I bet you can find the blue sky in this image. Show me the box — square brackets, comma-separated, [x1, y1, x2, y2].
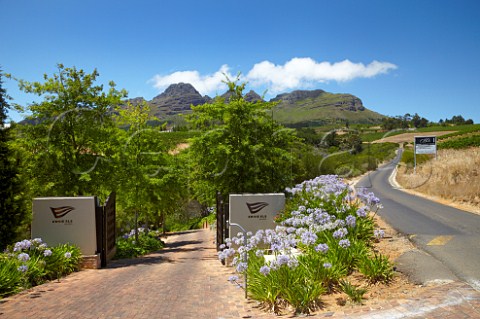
[1, 0, 479, 123]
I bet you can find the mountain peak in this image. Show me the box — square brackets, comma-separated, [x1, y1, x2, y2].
[220, 89, 264, 103]
[153, 83, 201, 100]
[150, 83, 210, 117]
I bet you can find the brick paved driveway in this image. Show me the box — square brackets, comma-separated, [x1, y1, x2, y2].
[1, 229, 479, 319]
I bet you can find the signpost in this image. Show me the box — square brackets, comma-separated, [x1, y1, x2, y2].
[228, 193, 285, 236]
[414, 136, 437, 172]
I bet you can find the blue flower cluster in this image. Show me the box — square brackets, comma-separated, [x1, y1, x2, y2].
[6, 238, 68, 274]
[219, 175, 386, 278]
[7, 238, 54, 273]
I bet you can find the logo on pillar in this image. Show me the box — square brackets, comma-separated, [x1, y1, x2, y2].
[50, 206, 75, 218]
[246, 202, 269, 214]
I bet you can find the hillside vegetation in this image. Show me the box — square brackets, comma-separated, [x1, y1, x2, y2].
[273, 91, 385, 127]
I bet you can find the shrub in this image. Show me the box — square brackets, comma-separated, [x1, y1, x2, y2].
[44, 244, 81, 279]
[339, 279, 368, 304]
[114, 228, 164, 259]
[358, 253, 394, 284]
[0, 256, 23, 297]
[0, 238, 81, 297]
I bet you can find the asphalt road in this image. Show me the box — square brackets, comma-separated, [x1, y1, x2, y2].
[356, 149, 480, 290]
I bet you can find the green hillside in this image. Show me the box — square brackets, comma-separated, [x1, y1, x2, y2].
[271, 91, 385, 127]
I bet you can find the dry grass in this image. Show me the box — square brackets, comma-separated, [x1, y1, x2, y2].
[396, 147, 480, 209]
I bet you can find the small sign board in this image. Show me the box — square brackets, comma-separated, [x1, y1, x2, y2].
[31, 197, 98, 255]
[415, 136, 437, 154]
[229, 194, 285, 235]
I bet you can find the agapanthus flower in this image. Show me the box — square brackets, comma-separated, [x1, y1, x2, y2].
[333, 227, 348, 239]
[18, 253, 30, 262]
[356, 207, 367, 218]
[236, 262, 248, 273]
[32, 238, 43, 245]
[259, 265, 270, 276]
[64, 252, 72, 259]
[315, 243, 329, 254]
[14, 239, 31, 252]
[374, 229, 385, 240]
[286, 227, 297, 234]
[323, 262, 332, 269]
[346, 215, 356, 227]
[339, 239, 351, 248]
[228, 275, 239, 282]
[17, 265, 28, 273]
[277, 255, 290, 266]
[301, 231, 317, 246]
[43, 249, 52, 257]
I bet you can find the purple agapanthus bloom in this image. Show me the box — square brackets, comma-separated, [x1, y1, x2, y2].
[356, 207, 367, 218]
[236, 262, 248, 273]
[17, 253, 30, 262]
[374, 229, 385, 239]
[259, 265, 271, 276]
[301, 231, 318, 246]
[333, 227, 348, 239]
[315, 243, 329, 254]
[277, 255, 290, 266]
[18, 265, 28, 273]
[339, 239, 351, 248]
[346, 215, 356, 227]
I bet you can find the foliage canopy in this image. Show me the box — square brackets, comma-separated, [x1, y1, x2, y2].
[186, 77, 299, 202]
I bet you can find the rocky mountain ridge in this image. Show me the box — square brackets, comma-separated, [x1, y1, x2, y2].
[126, 83, 383, 125]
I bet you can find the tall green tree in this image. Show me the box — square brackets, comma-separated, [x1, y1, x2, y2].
[0, 68, 28, 249]
[114, 101, 189, 236]
[12, 64, 127, 198]
[186, 77, 299, 203]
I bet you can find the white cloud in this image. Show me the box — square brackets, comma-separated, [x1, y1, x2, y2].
[245, 57, 398, 93]
[150, 64, 234, 96]
[150, 57, 397, 95]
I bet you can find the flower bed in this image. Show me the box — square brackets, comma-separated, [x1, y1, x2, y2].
[218, 175, 393, 315]
[0, 238, 81, 297]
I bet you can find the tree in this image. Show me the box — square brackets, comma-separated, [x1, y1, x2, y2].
[0, 68, 28, 249]
[12, 64, 127, 198]
[114, 101, 189, 236]
[186, 77, 299, 202]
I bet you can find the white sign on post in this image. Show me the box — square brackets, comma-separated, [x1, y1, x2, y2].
[31, 197, 98, 255]
[415, 136, 437, 154]
[228, 193, 285, 236]
[413, 136, 437, 173]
